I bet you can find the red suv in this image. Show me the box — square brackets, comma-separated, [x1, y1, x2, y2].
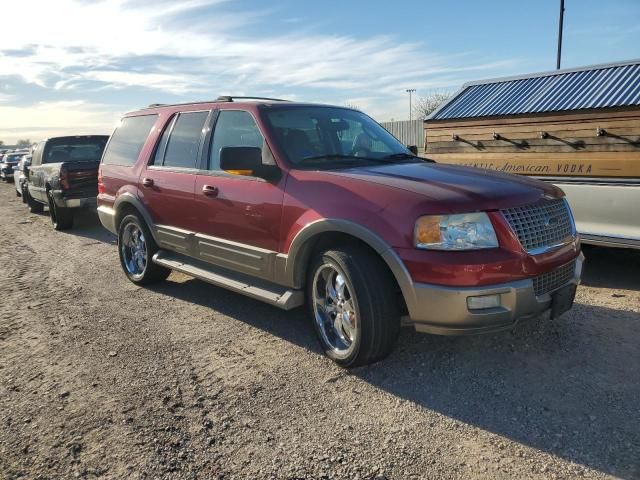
[98, 97, 583, 366]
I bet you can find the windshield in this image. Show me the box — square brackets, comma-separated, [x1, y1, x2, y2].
[263, 106, 417, 169]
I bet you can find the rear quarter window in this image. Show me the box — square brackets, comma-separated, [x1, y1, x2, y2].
[102, 114, 158, 166]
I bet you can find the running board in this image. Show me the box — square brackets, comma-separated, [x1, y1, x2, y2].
[152, 250, 304, 310]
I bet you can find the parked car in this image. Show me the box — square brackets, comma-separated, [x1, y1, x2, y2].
[27, 136, 109, 229]
[0, 150, 29, 182]
[14, 154, 32, 200]
[97, 97, 583, 367]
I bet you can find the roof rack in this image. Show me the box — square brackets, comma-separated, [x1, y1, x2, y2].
[141, 96, 291, 111]
[215, 96, 290, 103]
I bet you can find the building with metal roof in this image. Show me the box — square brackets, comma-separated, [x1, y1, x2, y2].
[429, 59, 640, 121]
[422, 59, 640, 250]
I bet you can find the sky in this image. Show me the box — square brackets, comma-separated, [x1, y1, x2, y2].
[0, 0, 639, 144]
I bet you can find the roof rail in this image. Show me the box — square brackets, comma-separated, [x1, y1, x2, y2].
[215, 96, 290, 103]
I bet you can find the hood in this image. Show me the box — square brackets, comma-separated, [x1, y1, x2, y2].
[325, 161, 562, 212]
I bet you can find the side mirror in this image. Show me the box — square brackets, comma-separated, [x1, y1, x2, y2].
[220, 147, 280, 180]
[407, 145, 418, 155]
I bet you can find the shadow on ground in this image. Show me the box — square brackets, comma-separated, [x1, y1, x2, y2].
[581, 245, 640, 291]
[144, 247, 640, 479]
[35, 207, 116, 244]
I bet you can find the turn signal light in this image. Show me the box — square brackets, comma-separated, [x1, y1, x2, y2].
[414, 215, 442, 245]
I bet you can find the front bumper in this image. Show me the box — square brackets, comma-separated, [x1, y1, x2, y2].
[51, 190, 97, 209]
[406, 252, 584, 335]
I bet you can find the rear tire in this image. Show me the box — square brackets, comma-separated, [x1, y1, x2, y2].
[307, 246, 400, 367]
[118, 213, 170, 285]
[47, 191, 74, 231]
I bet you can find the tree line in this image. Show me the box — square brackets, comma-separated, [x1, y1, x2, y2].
[0, 139, 32, 148]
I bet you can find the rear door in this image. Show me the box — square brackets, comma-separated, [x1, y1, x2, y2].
[139, 110, 211, 255]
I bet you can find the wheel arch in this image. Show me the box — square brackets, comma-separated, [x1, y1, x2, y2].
[284, 220, 416, 313]
[113, 193, 160, 243]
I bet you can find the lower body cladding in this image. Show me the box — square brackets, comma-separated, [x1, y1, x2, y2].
[403, 253, 584, 335]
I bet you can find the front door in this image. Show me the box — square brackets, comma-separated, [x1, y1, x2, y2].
[139, 110, 210, 255]
[28, 141, 47, 202]
[194, 109, 285, 280]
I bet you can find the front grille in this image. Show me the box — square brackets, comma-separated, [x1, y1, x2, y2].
[501, 199, 574, 253]
[533, 261, 576, 296]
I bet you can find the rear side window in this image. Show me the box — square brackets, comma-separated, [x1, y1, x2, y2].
[157, 111, 209, 169]
[102, 115, 158, 166]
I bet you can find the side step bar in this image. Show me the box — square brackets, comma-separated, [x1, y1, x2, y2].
[152, 250, 304, 310]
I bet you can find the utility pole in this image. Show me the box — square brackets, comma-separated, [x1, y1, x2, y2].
[557, 0, 565, 69]
[406, 89, 416, 121]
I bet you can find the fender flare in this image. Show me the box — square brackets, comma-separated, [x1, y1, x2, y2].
[283, 219, 417, 310]
[113, 193, 160, 243]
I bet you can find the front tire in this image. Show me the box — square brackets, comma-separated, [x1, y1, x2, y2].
[47, 191, 74, 231]
[307, 246, 400, 367]
[118, 213, 170, 285]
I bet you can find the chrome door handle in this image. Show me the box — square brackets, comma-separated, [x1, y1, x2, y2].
[202, 185, 219, 197]
[142, 178, 154, 187]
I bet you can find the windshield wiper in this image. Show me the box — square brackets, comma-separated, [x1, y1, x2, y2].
[382, 152, 427, 162]
[298, 154, 402, 165]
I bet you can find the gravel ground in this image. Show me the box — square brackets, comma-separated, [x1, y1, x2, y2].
[0, 183, 639, 480]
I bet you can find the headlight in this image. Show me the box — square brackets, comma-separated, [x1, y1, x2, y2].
[414, 212, 498, 250]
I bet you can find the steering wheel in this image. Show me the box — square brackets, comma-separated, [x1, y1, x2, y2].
[351, 147, 371, 157]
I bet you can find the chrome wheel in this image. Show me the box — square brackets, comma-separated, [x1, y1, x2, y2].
[312, 264, 358, 356]
[121, 222, 147, 279]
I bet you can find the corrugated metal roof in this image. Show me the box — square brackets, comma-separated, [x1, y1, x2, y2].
[429, 59, 640, 121]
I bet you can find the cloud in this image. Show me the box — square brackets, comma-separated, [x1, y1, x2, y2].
[0, 101, 119, 144]
[0, 0, 520, 140]
[83, 70, 208, 94]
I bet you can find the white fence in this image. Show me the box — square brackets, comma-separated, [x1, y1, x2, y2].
[380, 119, 424, 148]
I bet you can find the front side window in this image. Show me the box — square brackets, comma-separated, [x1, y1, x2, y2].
[160, 111, 209, 169]
[263, 107, 414, 170]
[102, 115, 158, 166]
[208, 110, 266, 170]
[32, 141, 45, 166]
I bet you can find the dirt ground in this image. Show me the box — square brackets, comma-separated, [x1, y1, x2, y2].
[0, 183, 638, 480]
